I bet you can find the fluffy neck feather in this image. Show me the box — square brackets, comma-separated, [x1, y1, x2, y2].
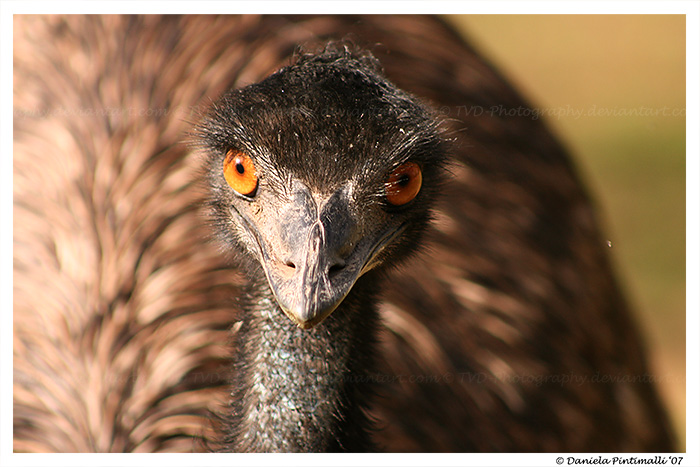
[223, 274, 380, 452]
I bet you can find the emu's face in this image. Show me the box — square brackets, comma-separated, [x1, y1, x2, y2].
[201, 51, 446, 329]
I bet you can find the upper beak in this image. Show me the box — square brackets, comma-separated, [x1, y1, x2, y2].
[248, 181, 396, 329]
[264, 219, 346, 329]
[257, 182, 359, 329]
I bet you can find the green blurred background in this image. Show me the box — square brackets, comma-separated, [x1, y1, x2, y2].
[446, 15, 686, 448]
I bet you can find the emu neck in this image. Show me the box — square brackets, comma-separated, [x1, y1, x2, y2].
[225, 276, 379, 452]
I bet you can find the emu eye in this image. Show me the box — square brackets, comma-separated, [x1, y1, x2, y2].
[385, 162, 422, 206]
[223, 149, 258, 196]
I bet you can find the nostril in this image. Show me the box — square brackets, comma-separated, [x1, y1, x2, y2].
[285, 261, 296, 269]
[328, 262, 345, 277]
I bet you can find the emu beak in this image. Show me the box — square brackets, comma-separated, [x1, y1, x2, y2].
[264, 222, 348, 329]
[252, 181, 393, 329]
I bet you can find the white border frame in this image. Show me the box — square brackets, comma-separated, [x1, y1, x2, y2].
[2, 2, 698, 466]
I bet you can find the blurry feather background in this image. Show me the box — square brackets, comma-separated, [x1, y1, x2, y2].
[450, 15, 686, 446]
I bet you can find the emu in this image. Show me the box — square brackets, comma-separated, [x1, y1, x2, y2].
[13, 15, 675, 452]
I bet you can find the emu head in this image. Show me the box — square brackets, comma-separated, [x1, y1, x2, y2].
[198, 46, 447, 328]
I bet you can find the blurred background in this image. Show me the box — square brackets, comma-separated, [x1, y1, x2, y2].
[446, 15, 686, 448]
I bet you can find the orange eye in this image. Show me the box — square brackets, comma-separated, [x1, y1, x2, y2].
[385, 162, 422, 206]
[223, 149, 258, 196]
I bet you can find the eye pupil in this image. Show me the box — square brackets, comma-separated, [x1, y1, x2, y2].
[235, 161, 245, 174]
[397, 174, 410, 187]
